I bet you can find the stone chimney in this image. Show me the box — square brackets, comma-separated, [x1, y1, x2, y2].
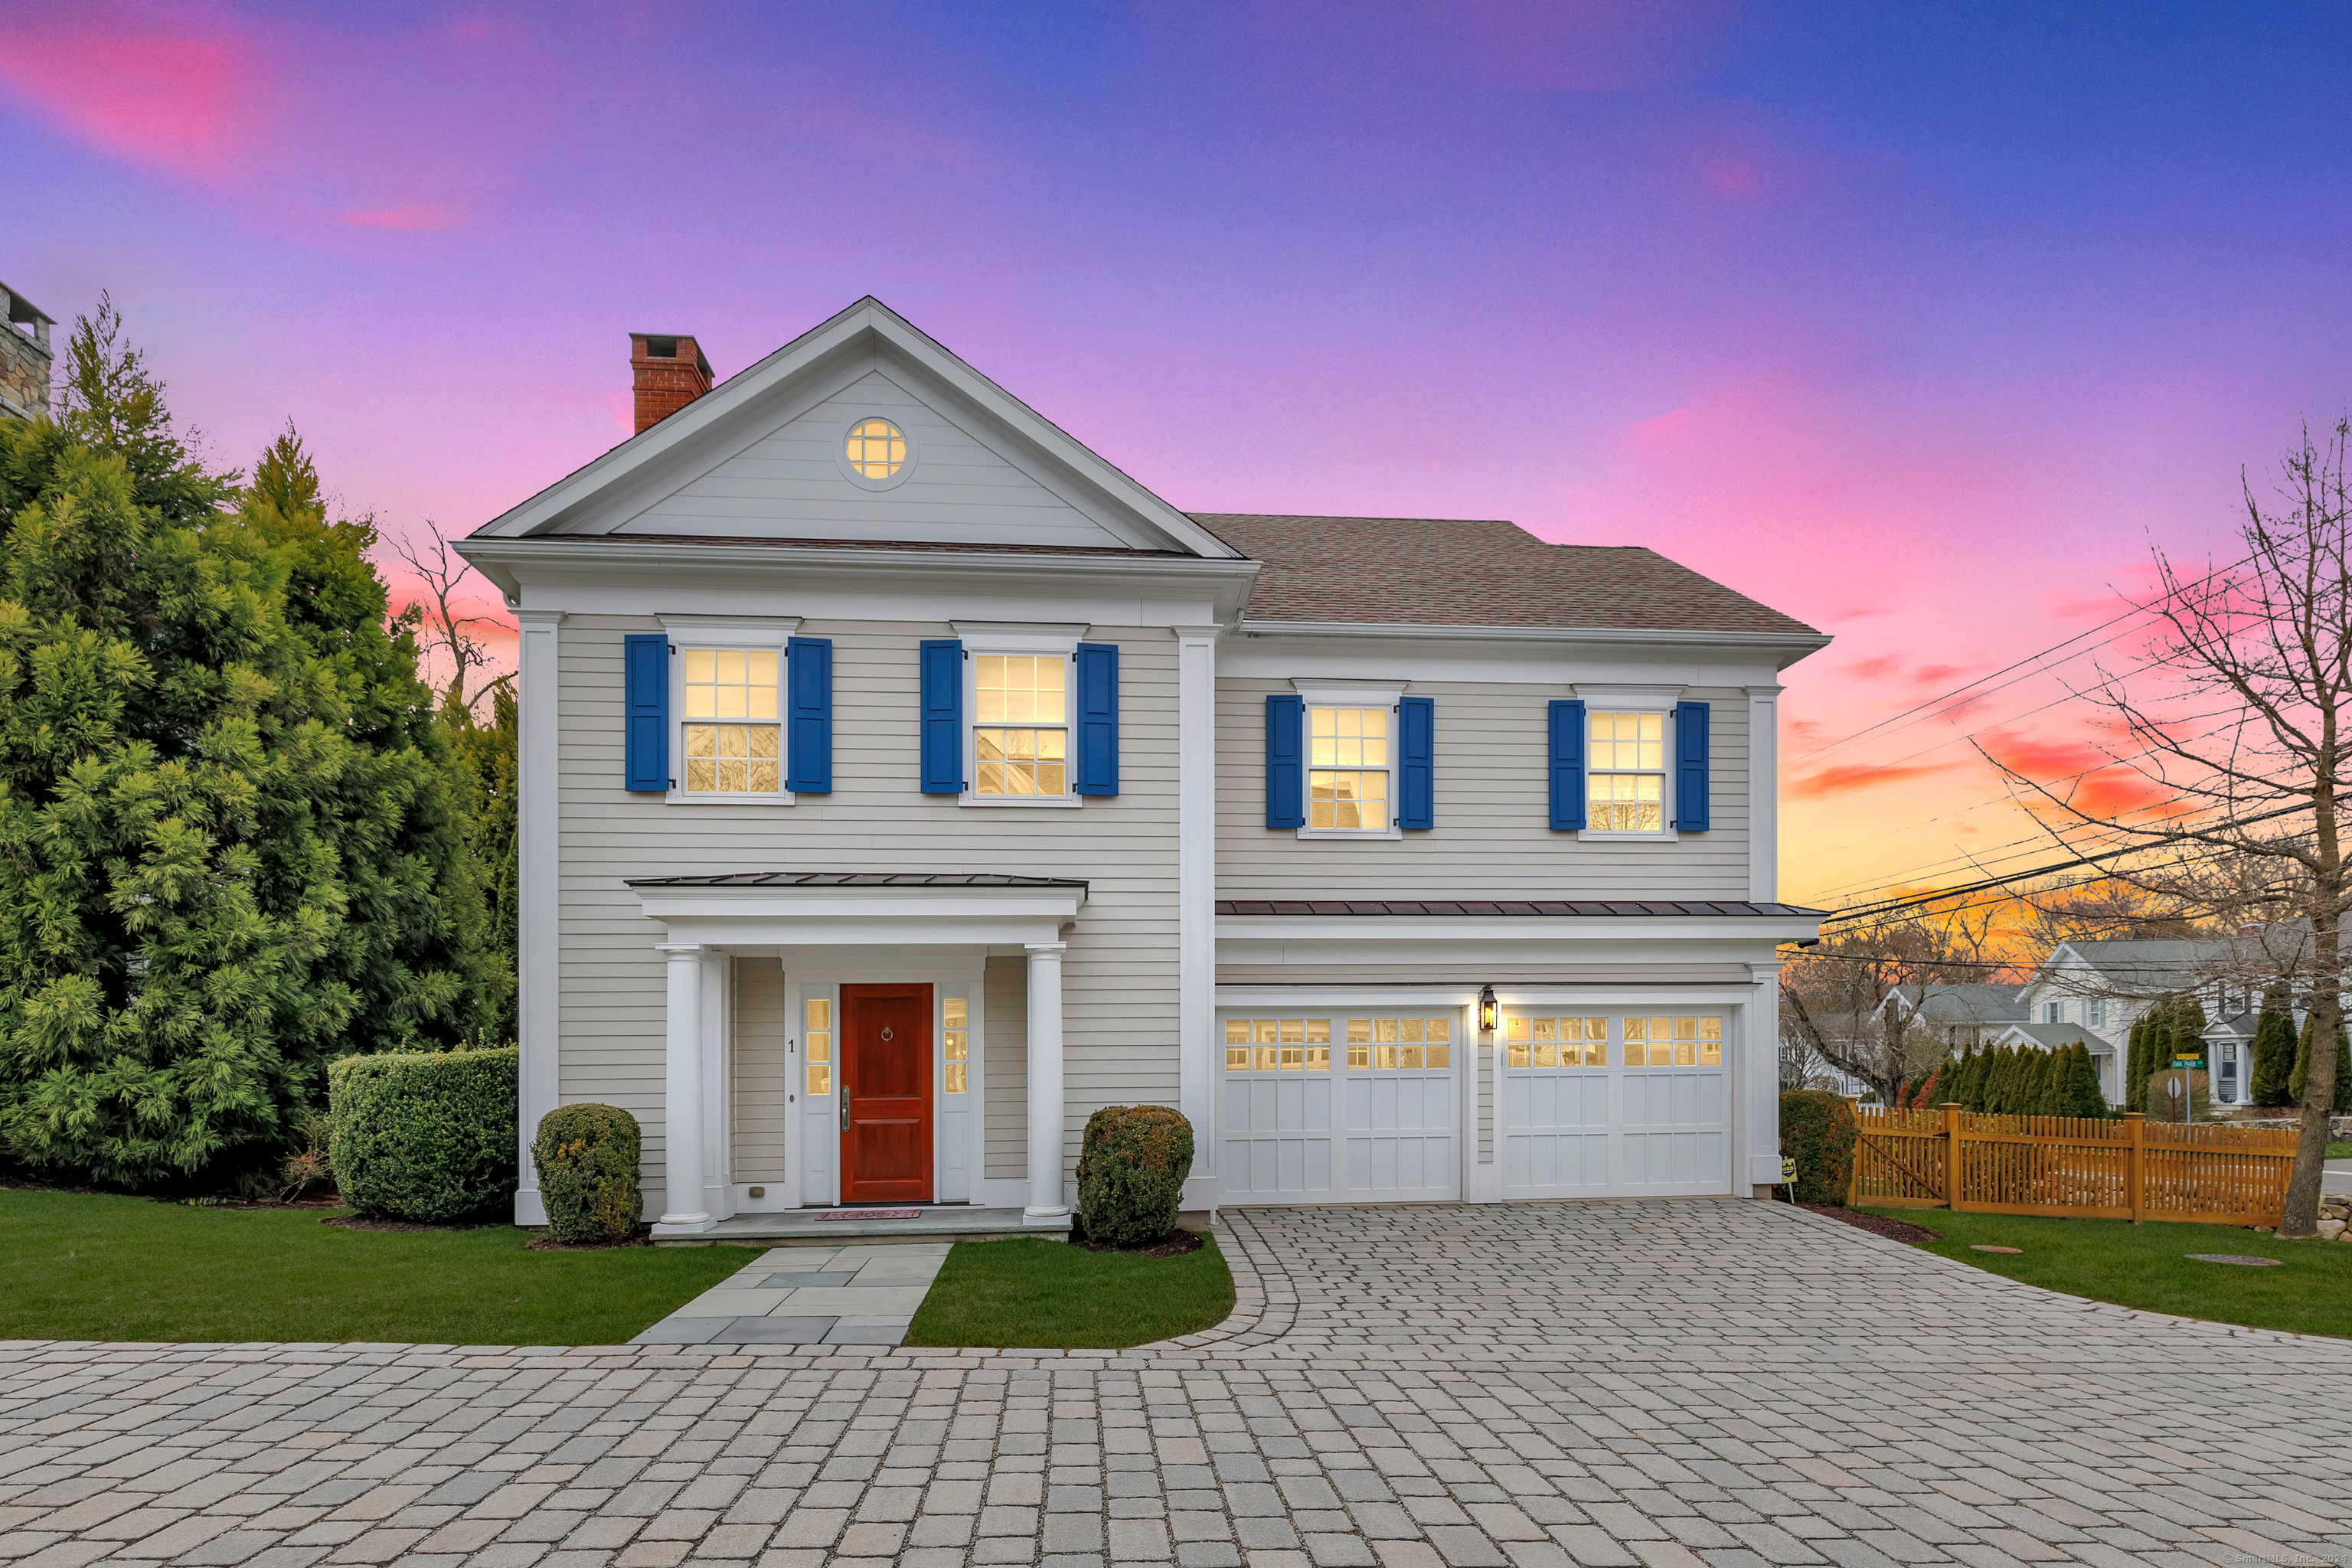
[631, 333, 712, 434]
[0, 279, 55, 423]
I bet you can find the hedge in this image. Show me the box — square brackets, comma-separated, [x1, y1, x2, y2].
[327, 1045, 519, 1223]
[532, 1103, 644, 1244]
[1779, 1090, 1857, 1205]
[1075, 1105, 1194, 1247]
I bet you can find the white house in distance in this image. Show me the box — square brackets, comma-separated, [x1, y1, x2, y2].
[456, 298, 1830, 1236]
[1885, 939, 2266, 1108]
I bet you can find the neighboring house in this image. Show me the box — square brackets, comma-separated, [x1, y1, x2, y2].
[455, 298, 1830, 1233]
[2198, 1011, 2258, 1109]
[0, 279, 54, 423]
[1881, 983, 2030, 1050]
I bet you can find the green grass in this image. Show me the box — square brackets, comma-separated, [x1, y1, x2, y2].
[0, 1188, 758, 1345]
[905, 1234, 1235, 1349]
[2328, 1142, 2352, 1160]
[1866, 1204, 2352, 1339]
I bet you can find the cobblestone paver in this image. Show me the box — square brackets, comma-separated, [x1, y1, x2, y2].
[6, 1199, 2350, 1568]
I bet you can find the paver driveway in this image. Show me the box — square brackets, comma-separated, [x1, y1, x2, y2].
[5, 1199, 2350, 1568]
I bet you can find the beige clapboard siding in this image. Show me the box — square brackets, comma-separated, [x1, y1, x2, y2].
[1216, 962, 1757, 986]
[1214, 678, 1753, 901]
[621, 367, 1127, 550]
[556, 616, 1181, 1180]
[731, 956, 787, 1181]
[984, 956, 1027, 1181]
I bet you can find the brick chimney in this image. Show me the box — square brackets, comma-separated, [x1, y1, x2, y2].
[631, 333, 713, 434]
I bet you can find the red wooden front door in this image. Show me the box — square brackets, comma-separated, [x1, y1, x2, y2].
[840, 983, 934, 1203]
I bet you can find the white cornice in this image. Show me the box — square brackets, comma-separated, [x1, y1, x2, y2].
[454, 534, 1261, 618]
[1237, 618, 1833, 665]
[1217, 913, 1825, 944]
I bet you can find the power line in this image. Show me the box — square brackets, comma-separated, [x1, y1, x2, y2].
[1794, 550, 2256, 768]
[1815, 799, 2317, 927]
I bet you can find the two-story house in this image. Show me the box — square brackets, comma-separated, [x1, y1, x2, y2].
[456, 299, 1829, 1235]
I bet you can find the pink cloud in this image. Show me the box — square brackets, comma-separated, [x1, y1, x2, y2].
[1787, 760, 1965, 800]
[0, 20, 258, 181]
[1843, 654, 1903, 679]
[336, 203, 469, 232]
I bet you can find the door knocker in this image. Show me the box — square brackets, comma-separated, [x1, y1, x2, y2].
[880, 1025, 895, 1041]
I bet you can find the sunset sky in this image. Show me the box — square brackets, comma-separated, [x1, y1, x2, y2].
[7, 2, 2349, 911]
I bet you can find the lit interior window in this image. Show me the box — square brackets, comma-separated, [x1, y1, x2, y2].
[944, 998, 968, 1093]
[1504, 1016, 1608, 1068]
[805, 998, 831, 1096]
[845, 417, 906, 479]
[1622, 1015, 1722, 1067]
[682, 649, 779, 792]
[1589, 711, 1664, 831]
[1310, 706, 1388, 830]
[975, 655, 1067, 795]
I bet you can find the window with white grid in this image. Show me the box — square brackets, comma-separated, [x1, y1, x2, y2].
[1309, 706, 1390, 831]
[1589, 710, 1664, 832]
[681, 648, 780, 795]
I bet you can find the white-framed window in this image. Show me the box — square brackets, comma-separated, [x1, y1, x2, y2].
[2045, 1001, 2063, 1024]
[1308, 705, 1390, 832]
[1589, 710, 1665, 833]
[955, 622, 1085, 807]
[2088, 998, 2106, 1028]
[658, 615, 798, 805]
[837, 414, 916, 491]
[1292, 681, 1406, 838]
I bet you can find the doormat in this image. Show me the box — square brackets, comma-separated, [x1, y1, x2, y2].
[816, 1208, 923, 1221]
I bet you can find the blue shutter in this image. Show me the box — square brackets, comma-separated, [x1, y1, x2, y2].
[623, 634, 669, 792]
[1073, 642, 1119, 796]
[919, 639, 963, 794]
[1548, 699, 1586, 830]
[1397, 696, 1434, 831]
[1265, 694, 1304, 828]
[1674, 701, 1710, 831]
[786, 637, 832, 793]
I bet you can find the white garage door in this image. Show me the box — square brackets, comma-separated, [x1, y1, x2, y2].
[1501, 1011, 1732, 1197]
[1218, 1011, 1459, 1204]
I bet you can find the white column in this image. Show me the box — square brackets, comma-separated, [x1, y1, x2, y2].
[1746, 684, 1782, 904]
[1743, 962, 1785, 1196]
[699, 952, 732, 1222]
[1024, 940, 1070, 1223]
[1174, 625, 1220, 1197]
[513, 607, 564, 1227]
[654, 942, 714, 1232]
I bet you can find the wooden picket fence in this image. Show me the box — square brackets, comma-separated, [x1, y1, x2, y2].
[1848, 1105, 2301, 1227]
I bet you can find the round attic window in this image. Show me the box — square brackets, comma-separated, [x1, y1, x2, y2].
[844, 418, 907, 480]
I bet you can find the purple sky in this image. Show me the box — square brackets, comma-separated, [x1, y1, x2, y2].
[9, 1, 2351, 904]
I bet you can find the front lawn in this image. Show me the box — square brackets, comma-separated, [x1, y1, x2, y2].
[0, 1188, 757, 1345]
[905, 1234, 1235, 1349]
[1867, 1204, 2352, 1339]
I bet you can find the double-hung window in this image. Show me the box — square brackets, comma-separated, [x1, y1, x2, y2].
[655, 615, 800, 804]
[1588, 710, 1665, 832]
[683, 649, 780, 794]
[975, 654, 1067, 797]
[1309, 706, 1390, 831]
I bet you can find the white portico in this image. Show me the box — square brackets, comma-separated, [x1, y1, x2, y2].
[628, 873, 1086, 1235]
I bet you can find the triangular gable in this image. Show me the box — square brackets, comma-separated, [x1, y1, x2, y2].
[473, 297, 1242, 559]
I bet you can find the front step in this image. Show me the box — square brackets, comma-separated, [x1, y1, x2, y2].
[652, 1204, 1070, 1246]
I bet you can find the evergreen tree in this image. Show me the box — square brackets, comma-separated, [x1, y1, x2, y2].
[2251, 988, 2296, 1107]
[0, 302, 499, 1191]
[1951, 1045, 1981, 1110]
[2292, 1014, 2352, 1112]
[2028, 1048, 2060, 1116]
[2056, 1044, 2107, 1118]
[2125, 1018, 2150, 1112]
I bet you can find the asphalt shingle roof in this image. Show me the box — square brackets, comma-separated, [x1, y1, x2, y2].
[1191, 514, 1821, 635]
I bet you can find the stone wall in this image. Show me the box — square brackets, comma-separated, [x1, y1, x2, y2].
[0, 321, 52, 421]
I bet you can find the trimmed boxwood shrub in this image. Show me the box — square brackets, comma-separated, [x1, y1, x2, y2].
[532, 1103, 643, 1243]
[327, 1045, 518, 1222]
[1075, 1105, 1194, 1248]
[1779, 1089, 1857, 1205]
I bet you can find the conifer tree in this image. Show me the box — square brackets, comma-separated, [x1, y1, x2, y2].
[0, 299, 499, 1191]
[1951, 1045, 1981, 1110]
[2056, 1044, 2107, 1118]
[2029, 1049, 2060, 1116]
[2125, 1017, 2149, 1112]
[2292, 1014, 2352, 1111]
[2251, 988, 2296, 1107]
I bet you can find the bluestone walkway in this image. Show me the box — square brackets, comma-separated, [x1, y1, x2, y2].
[5, 1199, 2350, 1568]
[629, 1245, 950, 1348]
